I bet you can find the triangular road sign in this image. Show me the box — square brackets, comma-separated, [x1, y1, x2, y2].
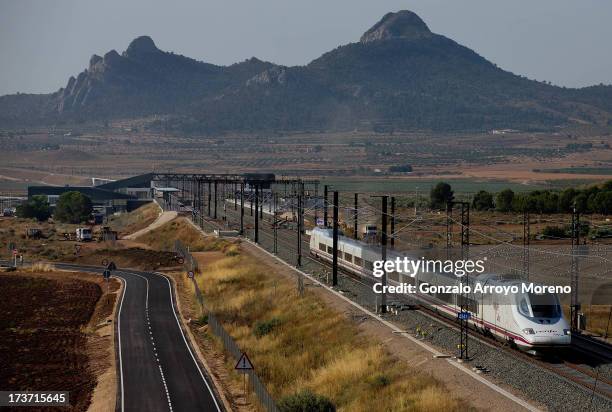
[234, 353, 254, 371]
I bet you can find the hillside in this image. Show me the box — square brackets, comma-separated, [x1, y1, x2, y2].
[2, 10, 612, 132]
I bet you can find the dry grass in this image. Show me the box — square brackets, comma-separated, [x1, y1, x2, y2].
[107, 202, 160, 236]
[583, 305, 612, 337]
[30, 262, 55, 272]
[195, 252, 465, 411]
[136, 217, 238, 253]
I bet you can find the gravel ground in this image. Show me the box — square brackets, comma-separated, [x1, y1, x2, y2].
[203, 208, 612, 411]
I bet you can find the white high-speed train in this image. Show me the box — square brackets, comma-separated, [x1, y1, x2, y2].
[309, 227, 571, 352]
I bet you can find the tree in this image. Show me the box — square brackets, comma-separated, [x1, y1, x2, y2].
[278, 390, 336, 412]
[472, 190, 494, 211]
[16, 195, 51, 221]
[558, 188, 578, 212]
[54, 191, 93, 224]
[430, 182, 454, 210]
[496, 189, 515, 212]
[574, 193, 589, 213]
[591, 191, 612, 214]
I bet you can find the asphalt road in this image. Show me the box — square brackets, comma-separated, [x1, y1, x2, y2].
[5, 261, 223, 412]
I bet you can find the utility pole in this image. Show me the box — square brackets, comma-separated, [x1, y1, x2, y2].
[380, 196, 388, 313]
[370, 195, 389, 312]
[354, 193, 359, 240]
[390, 196, 395, 249]
[273, 191, 278, 254]
[523, 210, 530, 280]
[207, 181, 211, 217]
[297, 183, 304, 296]
[297, 185, 303, 268]
[234, 182, 237, 210]
[446, 202, 453, 260]
[254, 184, 259, 243]
[459, 201, 470, 360]
[332, 191, 339, 286]
[570, 206, 580, 331]
[240, 183, 244, 235]
[260, 191, 264, 219]
[314, 182, 319, 224]
[324, 185, 329, 227]
[299, 183, 305, 234]
[223, 180, 227, 222]
[214, 179, 217, 220]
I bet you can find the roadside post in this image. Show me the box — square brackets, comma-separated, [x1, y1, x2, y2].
[235, 353, 254, 401]
[12, 248, 18, 267]
[103, 269, 111, 293]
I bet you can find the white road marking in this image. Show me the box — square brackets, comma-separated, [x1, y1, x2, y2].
[113, 276, 127, 412]
[153, 272, 222, 412]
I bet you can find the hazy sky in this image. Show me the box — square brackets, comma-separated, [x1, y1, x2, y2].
[1, 0, 611, 96]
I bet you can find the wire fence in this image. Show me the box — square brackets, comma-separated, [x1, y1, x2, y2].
[179, 241, 279, 412]
[174, 239, 199, 272]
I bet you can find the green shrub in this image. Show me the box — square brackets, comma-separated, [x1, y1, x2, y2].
[54, 191, 93, 223]
[368, 374, 390, 388]
[253, 317, 281, 338]
[541, 226, 567, 239]
[278, 390, 336, 412]
[16, 195, 51, 221]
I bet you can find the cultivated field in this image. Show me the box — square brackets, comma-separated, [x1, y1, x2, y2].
[1, 126, 611, 193]
[0, 269, 120, 411]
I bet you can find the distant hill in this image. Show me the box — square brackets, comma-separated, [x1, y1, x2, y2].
[2, 10, 612, 132]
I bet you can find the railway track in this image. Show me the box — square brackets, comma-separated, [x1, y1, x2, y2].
[178, 198, 612, 410]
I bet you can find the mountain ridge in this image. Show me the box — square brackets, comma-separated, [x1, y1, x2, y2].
[1, 10, 612, 132]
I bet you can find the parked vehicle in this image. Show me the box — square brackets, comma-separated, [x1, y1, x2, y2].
[76, 227, 93, 241]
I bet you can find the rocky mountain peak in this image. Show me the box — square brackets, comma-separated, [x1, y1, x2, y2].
[125, 36, 159, 57]
[360, 10, 432, 43]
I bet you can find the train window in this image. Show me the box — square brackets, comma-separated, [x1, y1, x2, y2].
[528, 293, 560, 318]
[354, 256, 363, 266]
[518, 297, 531, 317]
[344, 252, 353, 263]
[327, 246, 333, 254]
[319, 243, 326, 252]
[436, 291, 453, 303]
[365, 261, 374, 271]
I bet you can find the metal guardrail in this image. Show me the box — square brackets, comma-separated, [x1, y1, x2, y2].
[188, 276, 279, 412]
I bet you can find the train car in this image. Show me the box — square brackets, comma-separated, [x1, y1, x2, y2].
[309, 227, 570, 353]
